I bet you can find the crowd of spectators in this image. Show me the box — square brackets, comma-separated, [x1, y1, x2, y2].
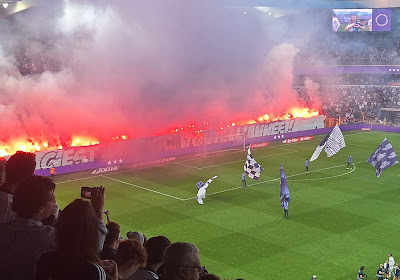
[0, 151, 243, 280]
[12, 38, 61, 75]
[294, 74, 400, 126]
[295, 36, 400, 65]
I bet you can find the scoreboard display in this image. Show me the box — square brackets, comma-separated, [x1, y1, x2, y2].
[332, 8, 391, 32]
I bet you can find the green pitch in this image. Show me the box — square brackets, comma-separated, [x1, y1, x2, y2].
[53, 130, 400, 280]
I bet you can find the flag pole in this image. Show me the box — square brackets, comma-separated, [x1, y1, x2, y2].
[203, 120, 206, 156]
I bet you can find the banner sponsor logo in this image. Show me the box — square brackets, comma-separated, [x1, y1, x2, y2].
[130, 157, 176, 168]
[92, 166, 119, 174]
[282, 135, 313, 144]
[250, 142, 269, 148]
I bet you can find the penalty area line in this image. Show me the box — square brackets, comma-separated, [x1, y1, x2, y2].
[100, 175, 185, 201]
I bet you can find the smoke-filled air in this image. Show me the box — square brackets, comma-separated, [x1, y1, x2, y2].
[0, 0, 322, 155]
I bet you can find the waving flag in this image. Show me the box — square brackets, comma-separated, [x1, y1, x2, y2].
[279, 164, 291, 203]
[244, 147, 264, 180]
[310, 125, 346, 161]
[202, 175, 218, 190]
[368, 138, 399, 177]
[197, 175, 218, 204]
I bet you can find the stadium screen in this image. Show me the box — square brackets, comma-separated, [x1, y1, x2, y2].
[332, 8, 391, 32]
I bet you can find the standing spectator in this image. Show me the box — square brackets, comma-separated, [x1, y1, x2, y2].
[395, 263, 400, 280]
[130, 235, 171, 280]
[305, 159, 310, 173]
[241, 172, 247, 188]
[390, 254, 395, 278]
[377, 264, 384, 280]
[358, 266, 366, 280]
[0, 157, 6, 186]
[196, 180, 205, 205]
[116, 239, 147, 280]
[282, 197, 289, 219]
[347, 155, 352, 169]
[0, 176, 56, 280]
[100, 222, 121, 261]
[50, 167, 56, 181]
[162, 242, 202, 280]
[0, 151, 36, 223]
[126, 231, 145, 246]
[37, 195, 110, 280]
[384, 260, 390, 279]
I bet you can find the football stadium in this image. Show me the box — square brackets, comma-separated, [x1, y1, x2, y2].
[2, 1, 400, 280]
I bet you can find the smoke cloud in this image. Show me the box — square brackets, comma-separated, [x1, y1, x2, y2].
[0, 0, 322, 152]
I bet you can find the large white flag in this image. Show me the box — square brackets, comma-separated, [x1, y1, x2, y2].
[310, 125, 346, 161]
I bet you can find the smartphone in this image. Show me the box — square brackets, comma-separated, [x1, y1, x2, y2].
[81, 187, 93, 199]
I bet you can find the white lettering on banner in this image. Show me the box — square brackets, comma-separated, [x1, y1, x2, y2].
[250, 142, 269, 148]
[37, 146, 99, 169]
[282, 135, 313, 144]
[92, 166, 119, 174]
[130, 157, 177, 168]
[180, 116, 323, 148]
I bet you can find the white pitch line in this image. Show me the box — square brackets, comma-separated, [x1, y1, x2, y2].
[100, 175, 185, 201]
[173, 162, 202, 170]
[175, 150, 299, 170]
[182, 161, 362, 200]
[250, 160, 365, 186]
[177, 149, 245, 163]
[289, 163, 356, 181]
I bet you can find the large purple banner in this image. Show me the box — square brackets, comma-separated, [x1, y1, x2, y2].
[21, 119, 400, 176]
[3, 116, 338, 176]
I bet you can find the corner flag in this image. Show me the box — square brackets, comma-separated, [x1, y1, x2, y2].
[310, 125, 346, 161]
[367, 138, 399, 177]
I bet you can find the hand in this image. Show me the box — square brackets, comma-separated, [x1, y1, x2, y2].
[91, 186, 105, 220]
[103, 260, 118, 280]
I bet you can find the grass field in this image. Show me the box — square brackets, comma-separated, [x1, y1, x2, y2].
[53, 130, 400, 280]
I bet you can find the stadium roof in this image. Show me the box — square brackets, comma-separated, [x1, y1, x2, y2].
[223, 0, 400, 8]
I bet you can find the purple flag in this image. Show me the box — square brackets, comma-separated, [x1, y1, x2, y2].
[372, 9, 391, 31]
[367, 138, 399, 177]
[280, 164, 291, 203]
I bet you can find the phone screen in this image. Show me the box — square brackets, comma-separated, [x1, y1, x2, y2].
[81, 187, 92, 199]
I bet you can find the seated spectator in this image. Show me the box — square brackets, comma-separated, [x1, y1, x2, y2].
[162, 242, 203, 280]
[0, 151, 36, 223]
[116, 239, 147, 280]
[130, 235, 171, 280]
[37, 194, 110, 280]
[127, 231, 145, 245]
[0, 175, 56, 280]
[100, 221, 121, 261]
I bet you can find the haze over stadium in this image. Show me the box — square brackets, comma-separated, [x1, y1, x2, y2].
[4, 1, 400, 280]
[0, 0, 325, 156]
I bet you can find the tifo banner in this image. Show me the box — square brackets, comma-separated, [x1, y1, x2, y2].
[15, 116, 324, 175]
[282, 135, 313, 144]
